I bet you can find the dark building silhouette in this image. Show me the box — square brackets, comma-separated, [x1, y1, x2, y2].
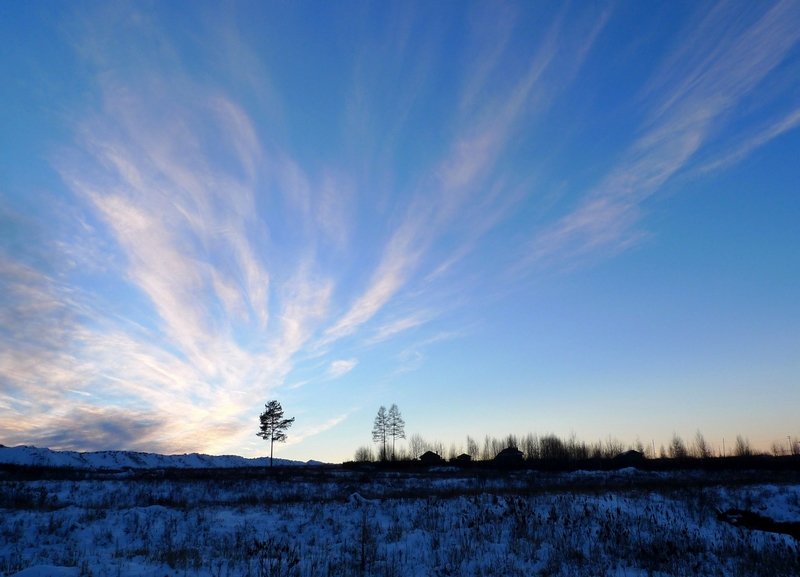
[612, 450, 646, 467]
[420, 451, 443, 464]
[494, 446, 524, 464]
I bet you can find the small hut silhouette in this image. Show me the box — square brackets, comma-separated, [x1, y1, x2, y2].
[612, 450, 645, 467]
[494, 446, 524, 464]
[420, 451, 443, 464]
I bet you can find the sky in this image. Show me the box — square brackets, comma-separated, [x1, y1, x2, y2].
[1, 1, 799, 463]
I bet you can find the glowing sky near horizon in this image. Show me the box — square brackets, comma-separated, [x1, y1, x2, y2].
[1, 2, 799, 462]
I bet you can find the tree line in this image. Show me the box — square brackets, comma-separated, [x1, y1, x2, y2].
[251, 400, 798, 466]
[354, 428, 799, 463]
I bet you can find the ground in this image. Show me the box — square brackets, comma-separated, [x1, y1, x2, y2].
[1, 466, 799, 576]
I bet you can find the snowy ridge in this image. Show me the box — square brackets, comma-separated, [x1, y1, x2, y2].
[0, 445, 323, 470]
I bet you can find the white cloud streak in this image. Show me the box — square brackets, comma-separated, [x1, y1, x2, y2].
[369, 315, 426, 344]
[699, 107, 800, 173]
[285, 413, 350, 447]
[524, 1, 800, 268]
[325, 9, 609, 343]
[328, 359, 358, 379]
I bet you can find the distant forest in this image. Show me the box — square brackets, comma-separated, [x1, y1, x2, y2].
[354, 430, 800, 464]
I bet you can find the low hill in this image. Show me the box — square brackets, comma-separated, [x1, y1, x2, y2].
[0, 445, 322, 470]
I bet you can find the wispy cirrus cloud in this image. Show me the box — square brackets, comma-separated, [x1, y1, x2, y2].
[285, 412, 351, 448]
[369, 314, 427, 344]
[698, 107, 800, 173]
[325, 6, 611, 343]
[5, 2, 795, 460]
[2, 66, 335, 455]
[327, 359, 358, 380]
[393, 330, 465, 376]
[43, 3, 593, 453]
[0, 253, 208, 452]
[523, 1, 800, 268]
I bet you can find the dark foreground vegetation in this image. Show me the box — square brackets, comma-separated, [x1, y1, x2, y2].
[1, 461, 799, 576]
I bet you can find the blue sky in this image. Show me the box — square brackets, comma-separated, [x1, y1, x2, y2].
[1, 2, 799, 462]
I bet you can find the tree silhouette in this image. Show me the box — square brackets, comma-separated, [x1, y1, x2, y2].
[353, 445, 373, 462]
[387, 404, 405, 460]
[409, 433, 426, 460]
[372, 406, 388, 461]
[734, 435, 753, 457]
[693, 430, 712, 458]
[256, 400, 295, 467]
[668, 433, 688, 459]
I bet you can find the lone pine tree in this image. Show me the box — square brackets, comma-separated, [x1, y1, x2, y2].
[256, 400, 295, 467]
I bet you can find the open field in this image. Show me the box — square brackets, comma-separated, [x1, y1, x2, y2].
[1, 464, 799, 577]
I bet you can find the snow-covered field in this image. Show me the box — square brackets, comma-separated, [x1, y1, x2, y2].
[1, 454, 799, 576]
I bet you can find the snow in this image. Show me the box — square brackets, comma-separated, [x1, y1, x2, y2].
[1, 450, 799, 575]
[718, 483, 800, 523]
[9, 567, 78, 577]
[0, 445, 318, 470]
[348, 492, 373, 505]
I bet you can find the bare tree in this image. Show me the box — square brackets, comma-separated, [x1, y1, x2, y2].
[568, 432, 588, 460]
[256, 400, 295, 467]
[522, 433, 539, 460]
[387, 404, 405, 460]
[604, 436, 626, 458]
[408, 433, 426, 460]
[447, 442, 458, 461]
[693, 430, 711, 459]
[504, 433, 519, 449]
[668, 433, 688, 459]
[354, 445, 374, 462]
[540, 434, 567, 460]
[466, 435, 480, 460]
[734, 435, 753, 457]
[372, 406, 388, 461]
[481, 435, 493, 461]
